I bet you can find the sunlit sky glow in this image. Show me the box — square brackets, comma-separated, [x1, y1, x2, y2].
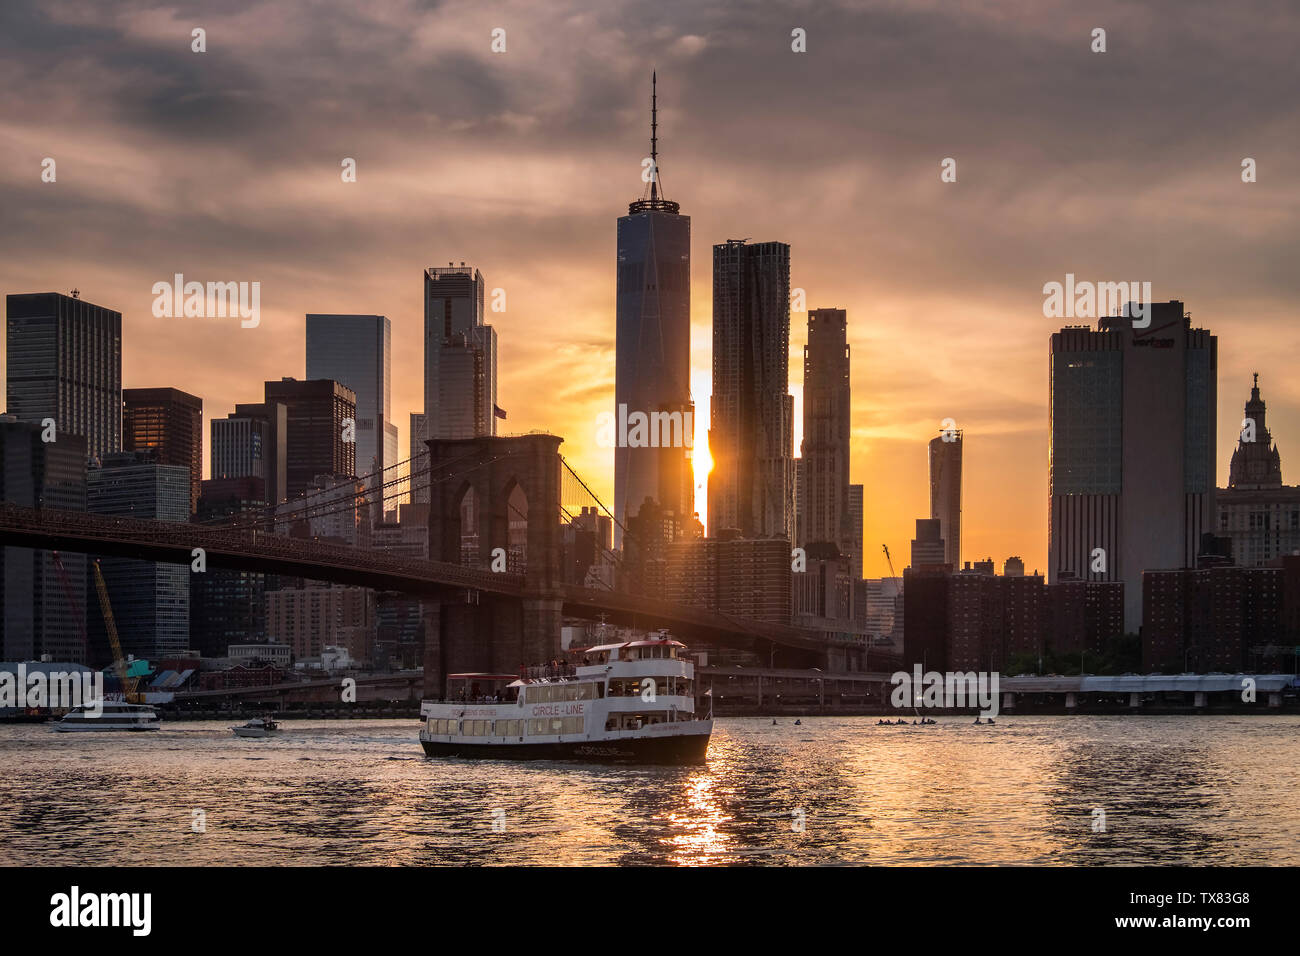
[2, 0, 1298, 576]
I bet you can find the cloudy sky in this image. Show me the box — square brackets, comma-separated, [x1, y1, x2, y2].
[2, 0, 1298, 576]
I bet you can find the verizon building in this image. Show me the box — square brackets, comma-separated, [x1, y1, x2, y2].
[1049, 301, 1217, 632]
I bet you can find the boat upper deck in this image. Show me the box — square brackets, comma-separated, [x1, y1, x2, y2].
[428, 640, 699, 706]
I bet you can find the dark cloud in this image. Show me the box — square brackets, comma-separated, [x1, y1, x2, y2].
[1, 0, 1297, 573]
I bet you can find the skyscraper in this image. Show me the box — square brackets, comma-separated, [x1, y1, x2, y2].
[415, 266, 498, 505]
[910, 517, 947, 568]
[306, 314, 397, 483]
[6, 291, 121, 460]
[409, 412, 428, 504]
[211, 402, 287, 506]
[190, 476, 269, 657]
[847, 484, 864, 580]
[1229, 373, 1282, 489]
[264, 378, 357, 500]
[798, 308, 851, 552]
[87, 451, 190, 662]
[929, 430, 962, 570]
[614, 74, 693, 546]
[1049, 301, 1217, 631]
[123, 387, 203, 514]
[0, 417, 87, 662]
[422, 265, 496, 439]
[708, 239, 794, 541]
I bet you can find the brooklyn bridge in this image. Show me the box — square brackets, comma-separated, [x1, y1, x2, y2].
[0, 434, 880, 694]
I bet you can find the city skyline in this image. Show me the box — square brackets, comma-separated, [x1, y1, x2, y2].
[3, 1, 1299, 577]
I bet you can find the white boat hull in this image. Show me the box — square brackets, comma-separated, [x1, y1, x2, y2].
[231, 727, 279, 738]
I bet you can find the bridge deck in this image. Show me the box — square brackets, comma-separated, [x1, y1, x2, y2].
[0, 504, 848, 654]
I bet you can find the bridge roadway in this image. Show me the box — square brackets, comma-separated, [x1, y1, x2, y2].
[0, 504, 848, 656]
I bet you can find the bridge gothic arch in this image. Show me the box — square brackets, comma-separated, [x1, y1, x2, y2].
[424, 435, 564, 690]
[427, 434, 560, 589]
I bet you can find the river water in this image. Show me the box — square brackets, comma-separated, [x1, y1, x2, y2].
[1, 715, 1296, 866]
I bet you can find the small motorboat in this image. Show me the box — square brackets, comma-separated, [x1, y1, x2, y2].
[231, 716, 281, 739]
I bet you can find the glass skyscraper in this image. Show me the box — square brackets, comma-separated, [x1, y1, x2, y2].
[6, 291, 122, 461]
[0, 417, 88, 662]
[614, 75, 692, 546]
[306, 314, 396, 518]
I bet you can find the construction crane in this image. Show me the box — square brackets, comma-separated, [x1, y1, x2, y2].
[91, 559, 140, 704]
[882, 544, 900, 585]
[878, 543, 906, 663]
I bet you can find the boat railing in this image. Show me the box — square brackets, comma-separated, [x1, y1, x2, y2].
[519, 664, 578, 680]
[432, 695, 514, 705]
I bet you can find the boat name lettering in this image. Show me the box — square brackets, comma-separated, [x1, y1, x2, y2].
[530, 703, 585, 717]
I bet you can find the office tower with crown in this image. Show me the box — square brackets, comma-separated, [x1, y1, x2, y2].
[1217, 374, 1300, 566]
[412, 265, 498, 503]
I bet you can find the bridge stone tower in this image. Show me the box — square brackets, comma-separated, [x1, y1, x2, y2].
[424, 434, 564, 695]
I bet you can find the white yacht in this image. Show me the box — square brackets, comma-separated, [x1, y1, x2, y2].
[419, 637, 712, 764]
[53, 701, 160, 732]
[231, 716, 281, 738]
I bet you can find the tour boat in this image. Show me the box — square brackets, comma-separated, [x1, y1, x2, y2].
[231, 716, 281, 738]
[419, 638, 712, 764]
[53, 701, 160, 732]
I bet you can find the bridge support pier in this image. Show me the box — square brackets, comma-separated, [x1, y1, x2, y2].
[1129, 692, 1142, 708]
[521, 595, 563, 669]
[1269, 691, 1282, 708]
[423, 433, 565, 699]
[1194, 691, 1207, 708]
[421, 593, 562, 699]
[1065, 692, 1076, 709]
[1002, 691, 1016, 712]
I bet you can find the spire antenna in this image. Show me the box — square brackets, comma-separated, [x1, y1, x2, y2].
[627, 71, 679, 215]
[650, 70, 659, 200]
